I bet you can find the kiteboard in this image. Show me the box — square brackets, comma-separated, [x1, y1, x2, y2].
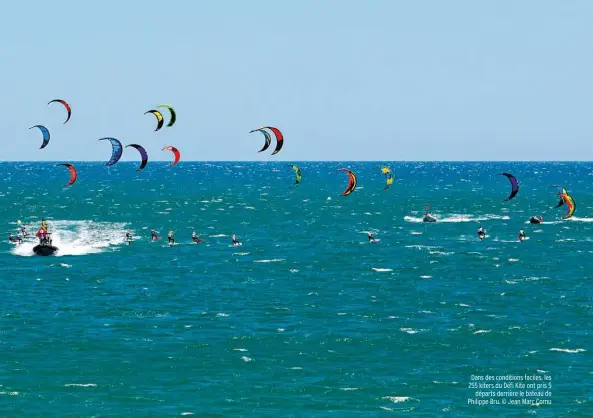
[370, 239, 381, 243]
[519, 236, 529, 242]
[192, 239, 204, 244]
[230, 242, 243, 247]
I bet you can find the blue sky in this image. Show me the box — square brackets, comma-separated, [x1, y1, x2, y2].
[1, 0, 592, 161]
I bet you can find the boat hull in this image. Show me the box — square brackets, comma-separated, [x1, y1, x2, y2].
[33, 244, 58, 256]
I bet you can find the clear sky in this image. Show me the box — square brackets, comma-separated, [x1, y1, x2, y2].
[1, 0, 592, 161]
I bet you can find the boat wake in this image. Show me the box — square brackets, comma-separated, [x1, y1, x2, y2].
[404, 214, 510, 223]
[11, 220, 129, 257]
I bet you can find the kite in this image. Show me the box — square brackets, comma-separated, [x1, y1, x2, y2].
[250, 126, 283, 155]
[145, 109, 164, 131]
[558, 193, 576, 219]
[156, 104, 176, 127]
[99, 137, 123, 166]
[551, 185, 568, 208]
[249, 128, 272, 153]
[338, 168, 357, 196]
[288, 164, 302, 186]
[29, 125, 50, 149]
[48, 99, 71, 124]
[57, 163, 77, 186]
[499, 172, 519, 201]
[378, 166, 394, 191]
[126, 144, 148, 171]
[162, 146, 180, 166]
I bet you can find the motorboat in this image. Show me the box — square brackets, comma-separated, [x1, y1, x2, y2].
[423, 213, 437, 222]
[529, 216, 543, 224]
[423, 203, 437, 222]
[33, 234, 58, 256]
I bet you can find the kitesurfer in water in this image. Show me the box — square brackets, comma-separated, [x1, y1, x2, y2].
[192, 231, 201, 243]
[232, 234, 241, 245]
[151, 229, 159, 241]
[368, 232, 376, 243]
[9, 233, 21, 244]
[168, 231, 175, 245]
[477, 226, 486, 239]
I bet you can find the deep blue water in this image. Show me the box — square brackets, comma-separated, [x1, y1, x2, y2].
[1, 162, 592, 417]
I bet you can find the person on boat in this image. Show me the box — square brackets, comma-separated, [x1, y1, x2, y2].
[368, 232, 376, 242]
[151, 229, 159, 241]
[36, 220, 50, 244]
[37, 232, 51, 245]
[232, 234, 241, 245]
[192, 231, 201, 243]
[168, 231, 175, 245]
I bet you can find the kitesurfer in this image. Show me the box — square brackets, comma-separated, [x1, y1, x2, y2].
[9, 233, 21, 244]
[477, 226, 486, 239]
[125, 232, 132, 244]
[168, 231, 175, 245]
[368, 232, 376, 243]
[20, 225, 28, 237]
[232, 234, 241, 245]
[151, 229, 159, 241]
[519, 229, 526, 242]
[192, 232, 200, 243]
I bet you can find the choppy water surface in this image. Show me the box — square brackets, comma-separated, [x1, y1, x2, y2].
[1, 162, 591, 416]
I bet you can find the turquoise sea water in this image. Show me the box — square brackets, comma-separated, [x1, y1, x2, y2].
[1, 162, 592, 417]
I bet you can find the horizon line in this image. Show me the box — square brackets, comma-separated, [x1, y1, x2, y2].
[1, 160, 593, 163]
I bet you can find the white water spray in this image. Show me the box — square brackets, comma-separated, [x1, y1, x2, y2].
[12, 220, 129, 257]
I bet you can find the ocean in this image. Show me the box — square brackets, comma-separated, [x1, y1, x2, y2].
[0, 161, 591, 417]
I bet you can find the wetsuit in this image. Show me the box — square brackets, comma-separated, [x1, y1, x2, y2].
[368, 234, 376, 242]
[9, 235, 16, 243]
[168, 234, 174, 244]
[192, 234, 200, 243]
[151, 231, 158, 241]
[126, 233, 132, 243]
